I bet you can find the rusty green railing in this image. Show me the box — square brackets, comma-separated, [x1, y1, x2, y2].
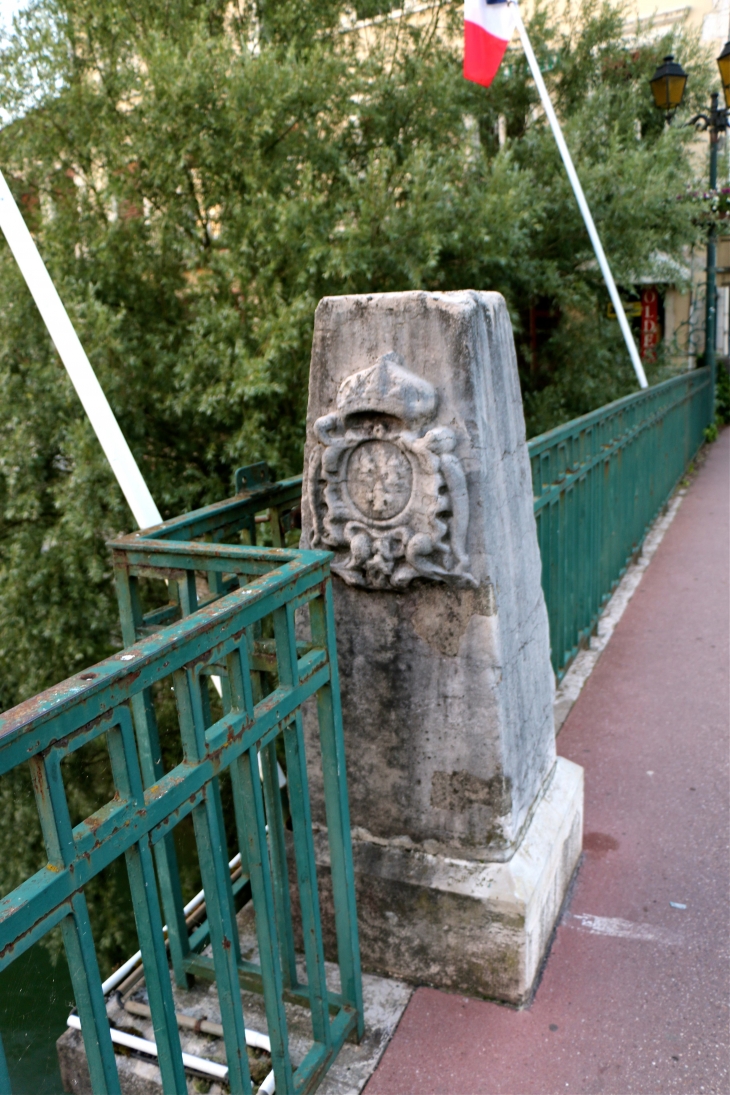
[0, 538, 363, 1094]
[0, 367, 711, 1094]
[530, 367, 713, 677]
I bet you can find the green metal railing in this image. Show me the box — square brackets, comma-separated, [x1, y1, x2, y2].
[530, 367, 713, 677]
[0, 538, 363, 1094]
[0, 367, 711, 1093]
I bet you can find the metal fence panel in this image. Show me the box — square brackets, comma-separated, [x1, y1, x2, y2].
[0, 544, 363, 1095]
[529, 367, 713, 677]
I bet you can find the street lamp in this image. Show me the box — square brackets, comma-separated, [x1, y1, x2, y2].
[717, 39, 730, 108]
[649, 48, 730, 388]
[649, 55, 688, 121]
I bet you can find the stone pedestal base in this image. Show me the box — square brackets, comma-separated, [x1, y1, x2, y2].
[312, 757, 583, 1006]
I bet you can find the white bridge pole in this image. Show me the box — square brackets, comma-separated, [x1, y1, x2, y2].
[0, 169, 163, 527]
[511, 5, 649, 389]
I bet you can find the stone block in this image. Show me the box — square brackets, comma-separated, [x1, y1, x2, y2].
[301, 290, 557, 859]
[310, 756, 583, 1004]
[299, 290, 584, 1000]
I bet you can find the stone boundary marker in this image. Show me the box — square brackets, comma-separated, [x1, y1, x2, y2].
[300, 290, 584, 1005]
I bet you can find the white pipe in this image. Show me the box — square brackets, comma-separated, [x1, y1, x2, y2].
[259, 1069, 276, 1093]
[101, 852, 242, 995]
[244, 1030, 272, 1053]
[0, 169, 164, 526]
[510, 5, 648, 389]
[66, 1014, 229, 1082]
[66, 1012, 271, 1080]
[100, 950, 144, 997]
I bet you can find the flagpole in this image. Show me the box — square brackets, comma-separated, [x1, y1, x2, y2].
[0, 169, 163, 528]
[510, 4, 649, 389]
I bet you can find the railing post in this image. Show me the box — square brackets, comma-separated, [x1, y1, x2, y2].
[113, 567, 193, 990]
[309, 583, 364, 1039]
[274, 604, 332, 1050]
[30, 752, 121, 1095]
[106, 712, 187, 1094]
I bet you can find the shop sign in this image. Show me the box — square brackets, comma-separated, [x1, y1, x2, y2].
[640, 286, 659, 362]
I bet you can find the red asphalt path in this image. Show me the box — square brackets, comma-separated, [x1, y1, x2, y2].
[366, 429, 730, 1095]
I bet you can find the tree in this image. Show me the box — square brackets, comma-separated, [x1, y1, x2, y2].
[0, 0, 712, 968]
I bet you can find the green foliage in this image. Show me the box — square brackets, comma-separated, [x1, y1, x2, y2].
[716, 363, 730, 423]
[0, 0, 714, 968]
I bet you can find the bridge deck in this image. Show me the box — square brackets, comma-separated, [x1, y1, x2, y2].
[365, 428, 730, 1095]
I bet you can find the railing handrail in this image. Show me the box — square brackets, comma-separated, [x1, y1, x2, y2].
[128, 474, 304, 544]
[527, 367, 710, 457]
[0, 548, 329, 746]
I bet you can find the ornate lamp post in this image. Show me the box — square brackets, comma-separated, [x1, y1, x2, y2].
[650, 48, 730, 388]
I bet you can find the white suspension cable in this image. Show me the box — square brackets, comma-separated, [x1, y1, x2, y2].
[510, 5, 648, 389]
[0, 169, 163, 526]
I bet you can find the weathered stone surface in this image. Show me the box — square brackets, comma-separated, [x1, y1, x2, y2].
[310, 757, 583, 1005]
[307, 350, 476, 591]
[301, 290, 556, 861]
[300, 290, 584, 1003]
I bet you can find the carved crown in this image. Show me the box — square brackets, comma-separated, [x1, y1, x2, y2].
[336, 352, 437, 425]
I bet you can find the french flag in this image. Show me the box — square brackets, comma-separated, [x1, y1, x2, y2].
[464, 0, 516, 87]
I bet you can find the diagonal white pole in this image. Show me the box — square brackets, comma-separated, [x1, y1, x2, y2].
[511, 5, 648, 389]
[0, 168, 163, 527]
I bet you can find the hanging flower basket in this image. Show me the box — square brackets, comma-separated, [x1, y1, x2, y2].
[678, 185, 730, 223]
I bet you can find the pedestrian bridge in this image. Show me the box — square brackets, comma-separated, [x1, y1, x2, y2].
[0, 366, 719, 1094]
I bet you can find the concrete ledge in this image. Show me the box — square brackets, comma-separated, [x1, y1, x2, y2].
[313, 757, 583, 1005]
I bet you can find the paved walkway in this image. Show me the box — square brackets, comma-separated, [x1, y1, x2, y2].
[366, 429, 730, 1095]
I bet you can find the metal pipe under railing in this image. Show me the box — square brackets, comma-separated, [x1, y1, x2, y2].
[68, 850, 277, 1091]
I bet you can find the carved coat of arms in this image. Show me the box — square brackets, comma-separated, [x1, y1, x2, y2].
[306, 352, 476, 590]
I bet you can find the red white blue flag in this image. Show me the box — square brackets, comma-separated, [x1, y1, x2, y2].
[464, 0, 516, 87]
